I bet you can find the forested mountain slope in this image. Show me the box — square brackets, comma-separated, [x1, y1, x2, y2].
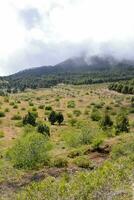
[1, 55, 134, 92]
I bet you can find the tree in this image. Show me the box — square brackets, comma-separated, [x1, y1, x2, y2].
[48, 111, 57, 125]
[100, 113, 113, 130]
[115, 113, 129, 133]
[56, 112, 64, 125]
[37, 123, 50, 136]
[23, 112, 36, 126]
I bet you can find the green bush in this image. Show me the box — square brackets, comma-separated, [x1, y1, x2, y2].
[91, 109, 101, 121]
[29, 102, 34, 106]
[4, 108, 10, 112]
[32, 107, 37, 111]
[23, 112, 36, 126]
[79, 129, 93, 145]
[0, 131, 4, 138]
[39, 105, 44, 109]
[63, 130, 81, 148]
[91, 137, 104, 150]
[73, 156, 94, 169]
[115, 113, 129, 133]
[94, 102, 104, 109]
[68, 148, 83, 158]
[100, 113, 113, 130]
[21, 107, 26, 111]
[52, 157, 68, 168]
[73, 110, 81, 117]
[11, 114, 22, 120]
[9, 102, 15, 106]
[7, 132, 51, 169]
[111, 135, 134, 159]
[45, 106, 52, 111]
[68, 118, 77, 126]
[0, 111, 5, 117]
[37, 123, 50, 137]
[31, 111, 38, 118]
[56, 112, 64, 125]
[13, 105, 18, 109]
[48, 111, 57, 125]
[67, 100, 75, 108]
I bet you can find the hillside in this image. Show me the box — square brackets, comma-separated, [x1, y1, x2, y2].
[1, 55, 134, 92]
[0, 84, 133, 199]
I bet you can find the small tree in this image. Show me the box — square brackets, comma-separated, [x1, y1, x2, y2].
[23, 112, 36, 126]
[56, 112, 64, 125]
[100, 113, 113, 130]
[37, 123, 50, 136]
[48, 111, 57, 125]
[115, 113, 129, 133]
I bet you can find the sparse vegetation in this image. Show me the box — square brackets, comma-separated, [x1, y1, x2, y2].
[0, 84, 133, 199]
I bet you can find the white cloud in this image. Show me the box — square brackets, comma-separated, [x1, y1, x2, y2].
[0, 0, 134, 75]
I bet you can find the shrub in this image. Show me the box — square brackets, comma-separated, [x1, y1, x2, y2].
[94, 102, 103, 109]
[31, 111, 38, 118]
[9, 102, 15, 106]
[67, 100, 75, 108]
[0, 131, 4, 138]
[91, 108, 101, 121]
[111, 135, 134, 159]
[37, 123, 50, 137]
[91, 137, 104, 150]
[129, 107, 134, 113]
[15, 121, 23, 127]
[29, 102, 34, 106]
[32, 107, 37, 111]
[48, 111, 57, 125]
[56, 112, 64, 125]
[45, 106, 52, 111]
[4, 108, 10, 112]
[115, 113, 129, 133]
[0, 112, 5, 117]
[39, 105, 44, 109]
[23, 112, 36, 126]
[68, 148, 83, 158]
[0, 90, 5, 96]
[79, 129, 93, 145]
[7, 132, 51, 169]
[100, 113, 113, 130]
[73, 110, 81, 117]
[67, 112, 72, 118]
[13, 105, 18, 109]
[68, 118, 77, 126]
[52, 157, 68, 168]
[105, 105, 112, 110]
[4, 97, 9, 103]
[73, 156, 94, 169]
[11, 114, 22, 120]
[63, 131, 81, 148]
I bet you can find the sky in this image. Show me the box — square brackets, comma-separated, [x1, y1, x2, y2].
[1, 0, 134, 75]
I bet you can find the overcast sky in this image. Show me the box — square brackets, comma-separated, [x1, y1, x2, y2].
[0, 0, 134, 75]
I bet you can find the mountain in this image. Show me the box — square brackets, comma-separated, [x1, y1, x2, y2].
[1, 55, 134, 92]
[8, 55, 117, 78]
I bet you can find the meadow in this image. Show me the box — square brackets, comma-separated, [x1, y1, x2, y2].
[0, 83, 133, 199]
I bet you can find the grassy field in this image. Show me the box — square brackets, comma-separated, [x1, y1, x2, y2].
[0, 83, 134, 199]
